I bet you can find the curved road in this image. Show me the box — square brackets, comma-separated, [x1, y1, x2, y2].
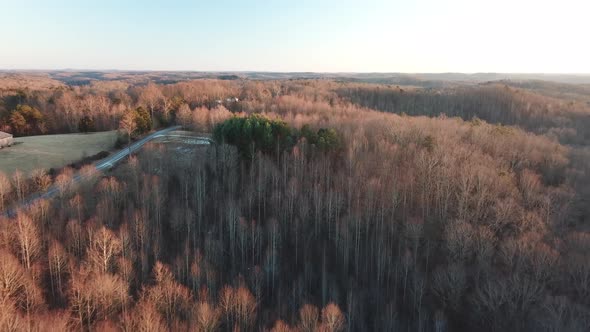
[2, 126, 212, 218]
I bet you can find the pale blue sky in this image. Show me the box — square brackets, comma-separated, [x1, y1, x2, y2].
[1, 0, 588, 73]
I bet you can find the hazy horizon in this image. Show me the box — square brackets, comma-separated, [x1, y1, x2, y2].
[1, 0, 589, 73]
[3, 69, 590, 75]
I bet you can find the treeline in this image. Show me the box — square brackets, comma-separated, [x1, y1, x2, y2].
[334, 82, 590, 145]
[0, 80, 249, 136]
[3, 78, 589, 146]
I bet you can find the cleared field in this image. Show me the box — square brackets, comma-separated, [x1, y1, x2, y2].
[151, 130, 212, 145]
[0, 131, 117, 175]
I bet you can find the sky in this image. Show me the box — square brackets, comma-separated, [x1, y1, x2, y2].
[0, 0, 588, 73]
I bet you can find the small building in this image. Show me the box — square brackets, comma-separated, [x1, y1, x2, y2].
[0, 131, 14, 148]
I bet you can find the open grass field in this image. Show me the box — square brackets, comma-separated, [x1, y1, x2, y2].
[0, 131, 117, 175]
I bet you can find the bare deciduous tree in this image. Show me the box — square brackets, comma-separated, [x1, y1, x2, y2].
[299, 304, 319, 332]
[12, 170, 26, 203]
[0, 171, 10, 212]
[191, 301, 220, 332]
[14, 213, 41, 272]
[139, 83, 164, 125]
[321, 302, 345, 332]
[87, 226, 122, 274]
[119, 112, 137, 155]
[176, 103, 192, 128]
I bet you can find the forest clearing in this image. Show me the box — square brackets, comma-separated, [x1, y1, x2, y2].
[0, 131, 117, 174]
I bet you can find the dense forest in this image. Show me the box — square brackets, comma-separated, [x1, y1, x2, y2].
[1, 77, 590, 331]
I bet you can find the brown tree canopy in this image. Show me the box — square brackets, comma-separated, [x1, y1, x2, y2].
[1, 77, 590, 331]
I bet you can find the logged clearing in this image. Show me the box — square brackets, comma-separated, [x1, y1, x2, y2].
[0, 131, 117, 175]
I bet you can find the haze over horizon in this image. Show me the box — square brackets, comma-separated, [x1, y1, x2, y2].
[1, 0, 589, 73]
